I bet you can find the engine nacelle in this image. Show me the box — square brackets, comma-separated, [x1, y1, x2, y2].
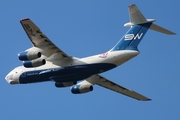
[71, 84, 93, 94]
[18, 51, 41, 61]
[55, 81, 77, 88]
[23, 58, 46, 68]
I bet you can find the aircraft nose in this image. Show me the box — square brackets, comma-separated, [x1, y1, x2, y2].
[5, 73, 19, 84]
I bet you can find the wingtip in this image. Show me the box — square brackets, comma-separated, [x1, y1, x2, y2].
[20, 18, 30, 21]
[141, 98, 152, 101]
[129, 4, 135, 7]
[170, 32, 176, 35]
[146, 98, 152, 101]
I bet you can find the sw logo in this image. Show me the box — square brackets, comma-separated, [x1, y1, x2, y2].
[125, 33, 143, 40]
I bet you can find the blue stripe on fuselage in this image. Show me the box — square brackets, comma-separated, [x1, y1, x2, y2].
[19, 63, 116, 84]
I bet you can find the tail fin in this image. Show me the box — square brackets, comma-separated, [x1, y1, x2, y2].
[110, 4, 175, 51]
[125, 4, 175, 35]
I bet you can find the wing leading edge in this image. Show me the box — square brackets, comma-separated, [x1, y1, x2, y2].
[87, 75, 151, 101]
[20, 18, 72, 61]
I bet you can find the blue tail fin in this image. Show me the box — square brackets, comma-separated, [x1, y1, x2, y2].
[111, 22, 152, 51]
[110, 4, 175, 52]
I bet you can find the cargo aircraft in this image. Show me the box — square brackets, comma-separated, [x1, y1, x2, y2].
[5, 4, 175, 101]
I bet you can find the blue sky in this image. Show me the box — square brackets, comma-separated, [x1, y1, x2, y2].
[1, 0, 180, 119]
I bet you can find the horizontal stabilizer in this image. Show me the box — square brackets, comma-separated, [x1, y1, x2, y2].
[124, 4, 175, 35]
[150, 24, 176, 35]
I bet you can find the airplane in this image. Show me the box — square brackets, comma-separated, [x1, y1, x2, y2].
[5, 4, 175, 101]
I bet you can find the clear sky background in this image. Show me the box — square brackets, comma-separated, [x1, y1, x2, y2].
[1, 0, 179, 120]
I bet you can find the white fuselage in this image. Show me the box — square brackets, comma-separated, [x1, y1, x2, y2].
[5, 50, 139, 84]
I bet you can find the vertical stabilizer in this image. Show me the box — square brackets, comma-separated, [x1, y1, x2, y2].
[128, 4, 146, 24]
[124, 4, 175, 35]
[110, 23, 152, 51]
[110, 4, 175, 52]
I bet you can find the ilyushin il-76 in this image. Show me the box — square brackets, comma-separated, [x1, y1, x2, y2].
[5, 4, 175, 101]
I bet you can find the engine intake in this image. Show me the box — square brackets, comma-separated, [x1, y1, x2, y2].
[18, 51, 41, 61]
[55, 81, 77, 88]
[23, 58, 46, 68]
[71, 84, 93, 94]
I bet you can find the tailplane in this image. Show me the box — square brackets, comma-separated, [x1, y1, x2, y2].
[124, 4, 175, 35]
[110, 4, 175, 51]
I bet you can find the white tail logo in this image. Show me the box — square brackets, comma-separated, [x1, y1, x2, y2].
[125, 33, 143, 40]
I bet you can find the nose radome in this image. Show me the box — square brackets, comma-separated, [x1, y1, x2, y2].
[5, 73, 19, 84]
[5, 75, 8, 83]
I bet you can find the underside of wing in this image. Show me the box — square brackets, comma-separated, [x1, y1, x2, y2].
[20, 18, 72, 62]
[87, 75, 151, 101]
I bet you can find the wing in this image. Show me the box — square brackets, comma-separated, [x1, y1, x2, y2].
[20, 18, 72, 62]
[87, 75, 151, 101]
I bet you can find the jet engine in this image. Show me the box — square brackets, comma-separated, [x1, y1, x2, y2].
[55, 81, 77, 88]
[71, 83, 93, 94]
[23, 58, 46, 68]
[18, 51, 41, 61]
